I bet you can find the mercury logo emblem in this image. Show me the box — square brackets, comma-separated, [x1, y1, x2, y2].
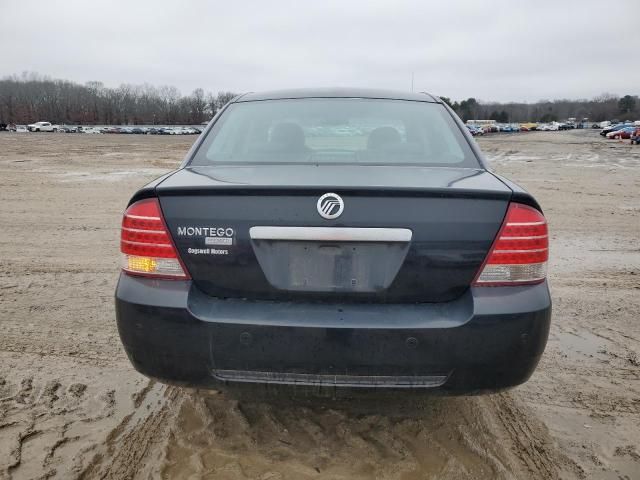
[317, 193, 344, 219]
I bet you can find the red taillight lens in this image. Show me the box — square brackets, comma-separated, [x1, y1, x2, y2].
[474, 203, 548, 286]
[120, 198, 189, 279]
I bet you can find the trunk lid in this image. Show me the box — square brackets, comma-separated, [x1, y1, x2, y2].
[157, 165, 511, 303]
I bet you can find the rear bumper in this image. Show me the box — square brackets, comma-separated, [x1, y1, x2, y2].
[115, 274, 551, 394]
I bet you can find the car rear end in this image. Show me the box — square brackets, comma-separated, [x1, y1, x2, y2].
[115, 90, 551, 394]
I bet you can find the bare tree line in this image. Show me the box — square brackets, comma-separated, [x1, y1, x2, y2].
[0, 72, 237, 125]
[0, 72, 637, 125]
[440, 93, 637, 123]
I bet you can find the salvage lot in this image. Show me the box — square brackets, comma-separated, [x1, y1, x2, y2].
[0, 131, 638, 479]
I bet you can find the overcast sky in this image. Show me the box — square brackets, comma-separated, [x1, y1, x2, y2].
[1, 0, 637, 103]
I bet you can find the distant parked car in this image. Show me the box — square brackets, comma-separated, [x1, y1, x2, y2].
[83, 127, 103, 134]
[606, 126, 636, 139]
[466, 125, 483, 136]
[16, 125, 28, 133]
[107, 127, 125, 134]
[130, 127, 145, 134]
[601, 123, 631, 136]
[27, 121, 54, 132]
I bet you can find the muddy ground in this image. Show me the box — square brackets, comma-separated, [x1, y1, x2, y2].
[0, 130, 638, 479]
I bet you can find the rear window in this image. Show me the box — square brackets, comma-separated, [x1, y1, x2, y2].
[190, 98, 479, 168]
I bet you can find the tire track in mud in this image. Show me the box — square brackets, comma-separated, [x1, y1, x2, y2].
[0, 366, 164, 480]
[78, 383, 179, 480]
[484, 395, 581, 479]
[108, 389, 570, 480]
[0, 374, 113, 479]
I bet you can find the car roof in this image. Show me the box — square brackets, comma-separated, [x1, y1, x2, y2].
[235, 88, 440, 103]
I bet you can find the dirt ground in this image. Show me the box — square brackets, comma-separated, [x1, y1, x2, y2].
[0, 130, 638, 480]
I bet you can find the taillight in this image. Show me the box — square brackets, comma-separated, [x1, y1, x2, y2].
[120, 198, 189, 279]
[474, 203, 548, 286]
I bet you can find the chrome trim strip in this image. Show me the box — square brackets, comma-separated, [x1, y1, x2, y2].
[506, 221, 546, 226]
[212, 369, 448, 388]
[125, 214, 162, 220]
[249, 226, 412, 242]
[499, 235, 548, 240]
[121, 227, 167, 233]
[493, 248, 548, 253]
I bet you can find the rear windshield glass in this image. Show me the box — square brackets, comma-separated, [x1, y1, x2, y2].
[190, 98, 479, 168]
